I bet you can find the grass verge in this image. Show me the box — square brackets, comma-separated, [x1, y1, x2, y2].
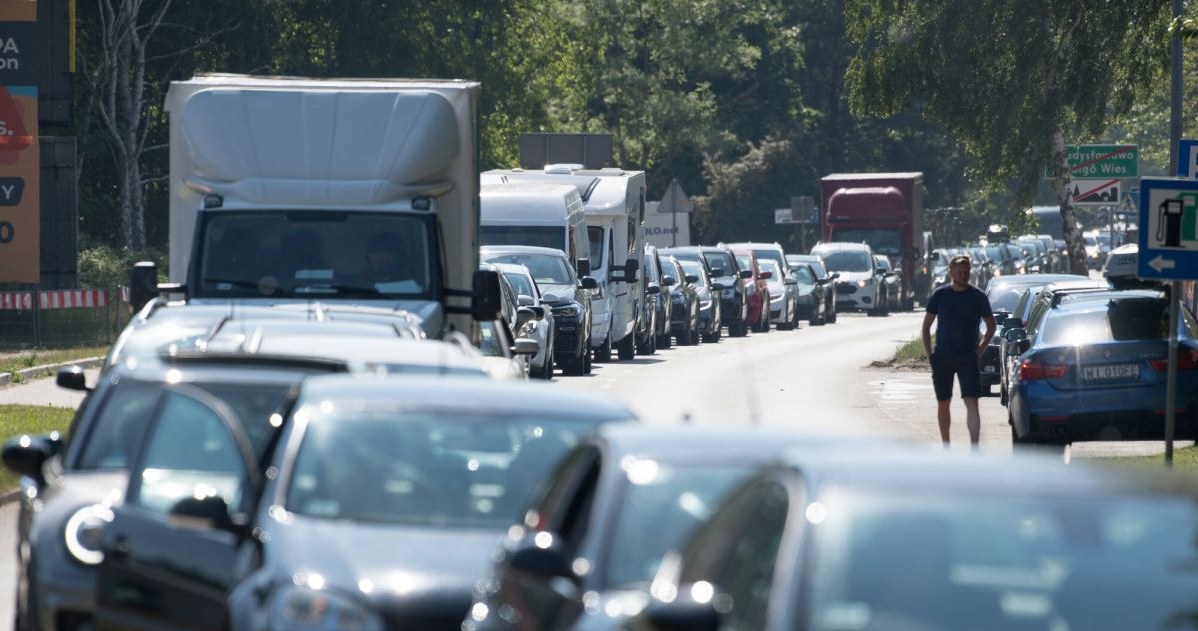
[0, 405, 75, 491]
[1097, 446, 1198, 473]
[894, 336, 930, 363]
[0, 345, 109, 382]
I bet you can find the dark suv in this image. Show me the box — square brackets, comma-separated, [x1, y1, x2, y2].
[700, 245, 749, 337]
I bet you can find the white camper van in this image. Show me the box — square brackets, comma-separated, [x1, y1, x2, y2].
[479, 183, 589, 270]
[132, 74, 499, 338]
[481, 165, 646, 361]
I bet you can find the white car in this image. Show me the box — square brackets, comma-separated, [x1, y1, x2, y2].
[759, 258, 798, 329]
[812, 241, 885, 316]
[494, 262, 556, 379]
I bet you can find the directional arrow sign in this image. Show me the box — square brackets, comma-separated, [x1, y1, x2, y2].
[1138, 177, 1198, 281]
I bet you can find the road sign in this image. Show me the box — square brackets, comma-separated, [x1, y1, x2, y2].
[790, 196, 816, 223]
[1137, 177, 1198, 281]
[774, 208, 794, 224]
[657, 178, 692, 214]
[1179, 139, 1198, 178]
[1045, 144, 1138, 179]
[1070, 178, 1120, 205]
[1119, 192, 1137, 215]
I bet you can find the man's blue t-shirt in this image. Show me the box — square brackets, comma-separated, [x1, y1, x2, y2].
[926, 284, 992, 360]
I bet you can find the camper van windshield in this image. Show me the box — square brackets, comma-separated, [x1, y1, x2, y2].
[479, 225, 563, 251]
[832, 229, 902, 255]
[588, 226, 605, 268]
[196, 211, 434, 300]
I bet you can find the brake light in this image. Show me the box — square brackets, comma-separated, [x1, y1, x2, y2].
[1149, 348, 1198, 372]
[1020, 359, 1067, 380]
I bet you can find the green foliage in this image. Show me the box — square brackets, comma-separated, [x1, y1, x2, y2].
[78, 245, 168, 290]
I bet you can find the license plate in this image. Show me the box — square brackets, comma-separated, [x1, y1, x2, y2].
[1083, 363, 1139, 382]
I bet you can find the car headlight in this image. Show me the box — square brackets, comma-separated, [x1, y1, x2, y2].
[857, 279, 871, 288]
[64, 504, 114, 566]
[551, 304, 582, 317]
[270, 582, 384, 631]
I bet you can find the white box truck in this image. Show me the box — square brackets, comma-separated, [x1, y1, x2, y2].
[130, 74, 499, 337]
[481, 165, 645, 361]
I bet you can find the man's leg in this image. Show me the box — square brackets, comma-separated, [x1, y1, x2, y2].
[938, 399, 952, 444]
[963, 397, 981, 445]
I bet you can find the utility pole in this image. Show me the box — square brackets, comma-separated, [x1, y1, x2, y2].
[1171, 0, 1183, 175]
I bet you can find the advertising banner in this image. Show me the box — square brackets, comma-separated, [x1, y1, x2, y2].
[0, 0, 39, 283]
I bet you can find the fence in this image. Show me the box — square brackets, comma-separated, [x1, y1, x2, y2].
[0, 288, 131, 349]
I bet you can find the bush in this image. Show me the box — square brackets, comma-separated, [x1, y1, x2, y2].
[78, 244, 168, 289]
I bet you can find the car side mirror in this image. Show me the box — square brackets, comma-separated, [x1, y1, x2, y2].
[739, 269, 752, 279]
[516, 306, 538, 328]
[2, 432, 62, 484]
[709, 268, 725, 278]
[472, 269, 503, 322]
[517, 294, 535, 307]
[661, 275, 677, 287]
[758, 271, 772, 280]
[647, 284, 661, 295]
[685, 274, 699, 284]
[56, 365, 90, 392]
[528, 305, 546, 320]
[512, 338, 541, 355]
[993, 311, 1010, 326]
[641, 585, 722, 631]
[575, 258, 591, 279]
[507, 535, 578, 583]
[1018, 339, 1032, 354]
[580, 276, 599, 290]
[1003, 327, 1026, 343]
[831, 272, 841, 280]
[169, 495, 238, 533]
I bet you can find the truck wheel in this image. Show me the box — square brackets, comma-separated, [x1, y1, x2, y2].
[617, 331, 636, 360]
[594, 334, 612, 363]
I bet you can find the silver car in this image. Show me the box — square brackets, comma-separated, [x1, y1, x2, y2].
[494, 262, 556, 380]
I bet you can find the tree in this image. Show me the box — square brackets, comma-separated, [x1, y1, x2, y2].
[844, 0, 1171, 271]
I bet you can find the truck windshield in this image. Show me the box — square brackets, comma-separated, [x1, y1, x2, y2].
[479, 225, 563, 250]
[820, 251, 872, 272]
[588, 226, 605, 269]
[196, 211, 434, 299]
[833, 229, 902, 255]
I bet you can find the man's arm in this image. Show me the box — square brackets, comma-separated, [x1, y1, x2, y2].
[977, 314, 996, 356]
[922, 312, 936, 358]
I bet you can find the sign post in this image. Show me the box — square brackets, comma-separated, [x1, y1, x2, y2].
[657, 179, 692, 248]
[1137, 177, 1198, 466]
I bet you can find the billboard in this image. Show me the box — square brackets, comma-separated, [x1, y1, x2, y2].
[0, 0, 39, 283]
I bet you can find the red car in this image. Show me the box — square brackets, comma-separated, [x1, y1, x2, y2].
[731, 248, 771, 333]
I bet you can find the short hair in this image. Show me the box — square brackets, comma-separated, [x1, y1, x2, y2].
[949, 254, 972, 269]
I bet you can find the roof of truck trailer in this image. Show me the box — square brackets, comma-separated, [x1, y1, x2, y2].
[170, 73, 481, 95]
[481, 183, 581, 222]
[481, 168, 643, 216]
[820, 172, 923, 180]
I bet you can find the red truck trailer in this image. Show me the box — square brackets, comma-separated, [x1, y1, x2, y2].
[820, 173, 926, 310]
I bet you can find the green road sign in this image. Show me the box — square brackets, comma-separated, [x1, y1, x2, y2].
[1044, 144, 1138, 179]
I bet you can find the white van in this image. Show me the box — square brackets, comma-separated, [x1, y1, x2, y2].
[481, 165, 646, 362]
[479, 183, 589, 271]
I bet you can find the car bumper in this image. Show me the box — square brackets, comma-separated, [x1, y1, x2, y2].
[1016, 378, 1198, 442]
[720, 295, 745, 322]
[552, 318, 586, 358]
[980, 345, 1001, 386]
[833, 284, 875, 310]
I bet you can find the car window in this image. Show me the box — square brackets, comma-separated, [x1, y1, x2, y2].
[286, 410, 602, 529]
[485, 254, 572, 285]
[680, 259, 707, 284]
[74, 381, 161, 471]
[805, 489, 1198, 631]
[604, 463, 752, 589]
[793, 266, 816, 284]
[759, 260, 782, 281]
[527, 444, 601, 532]
[502, 271, 535, 298]
[703, 251, 737, 277]
[735, 255, 752, 272]
[1039, 299, 1189, 346]
[129, 389, 252, 516]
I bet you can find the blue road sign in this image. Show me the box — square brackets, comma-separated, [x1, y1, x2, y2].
[1179, 139, 1198, 178]
[1138, 177, 1198, 281]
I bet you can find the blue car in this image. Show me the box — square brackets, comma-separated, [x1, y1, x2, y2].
[1007, 291, 1198, 446]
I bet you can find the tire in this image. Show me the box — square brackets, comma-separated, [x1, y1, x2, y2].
[828, 306, 837, 323]
[617, 330, 636, 360]
[1000, 382, 1008, 406]
[658, 330, 672, 349]
[732, 320, 748, 336]
[583, 344, 592, 374]
[689, 326, 701, 346]
[594, 333, 612, 363]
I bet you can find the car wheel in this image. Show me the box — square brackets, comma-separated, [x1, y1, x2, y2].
[828, 306, 837, 323]
[594, 333, 612, 363]
[1000, 382, 1008, 406]
[617, 330, 636, 360]
[658, 330, 672, 349]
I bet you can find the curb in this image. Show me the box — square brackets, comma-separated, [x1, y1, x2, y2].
[0, 356, 105, 390]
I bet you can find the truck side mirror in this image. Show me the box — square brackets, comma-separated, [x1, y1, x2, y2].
[129, 261, 159, 312]
[623, 258, 639, 283]
[576, 258, 592, 279]
[471, 269, 502, 321]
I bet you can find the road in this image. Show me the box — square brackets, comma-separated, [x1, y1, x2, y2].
[0, 308, 1174, 630]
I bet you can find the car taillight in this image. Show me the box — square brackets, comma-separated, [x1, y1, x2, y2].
[1020, 359, 1067, 380]
[1149, 348, 1198, 372]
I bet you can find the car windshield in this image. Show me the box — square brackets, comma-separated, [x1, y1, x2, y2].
[285, 409, 600, 529]
[819, 251, 872, 272]
[988, 283, 1042, 312]
[804, 489, 1198, 631]
[793, 266, 816, 284]
[679, 259, 706, 283]
[703, 251, 736, 277]
[735, 254, 752, 271]
[484, 254, 572, 285]
[832, 229, 902, 255]
[874, 257, 891, 272]
[1038, 300, 1196, 346]
[198, 211, 434, 299]
[603, 463, 752, 588]
[501, 271, 535, 298]
[479, 225, 564, 251]
[760, 259, 782, 283]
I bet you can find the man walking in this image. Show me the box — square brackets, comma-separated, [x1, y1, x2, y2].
[921, 254, 996, 447]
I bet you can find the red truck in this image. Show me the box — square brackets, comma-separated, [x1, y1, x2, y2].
[820, 173, 926, 310]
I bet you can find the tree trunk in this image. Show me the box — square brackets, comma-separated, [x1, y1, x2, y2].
[1051, 128, 1087, 274]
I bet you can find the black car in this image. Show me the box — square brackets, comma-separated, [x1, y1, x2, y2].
[88, 375, 638, 631]
[464, 425, 846, 631]
[787, 254, 838, 323]
[790, 262, 829, 325]
[633, 444, 1198, 631]
[700, 246, 749, 337]
[481, 246, 599, 376]
[662, 255, 701, 346]
[637, 245, 667, 355]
